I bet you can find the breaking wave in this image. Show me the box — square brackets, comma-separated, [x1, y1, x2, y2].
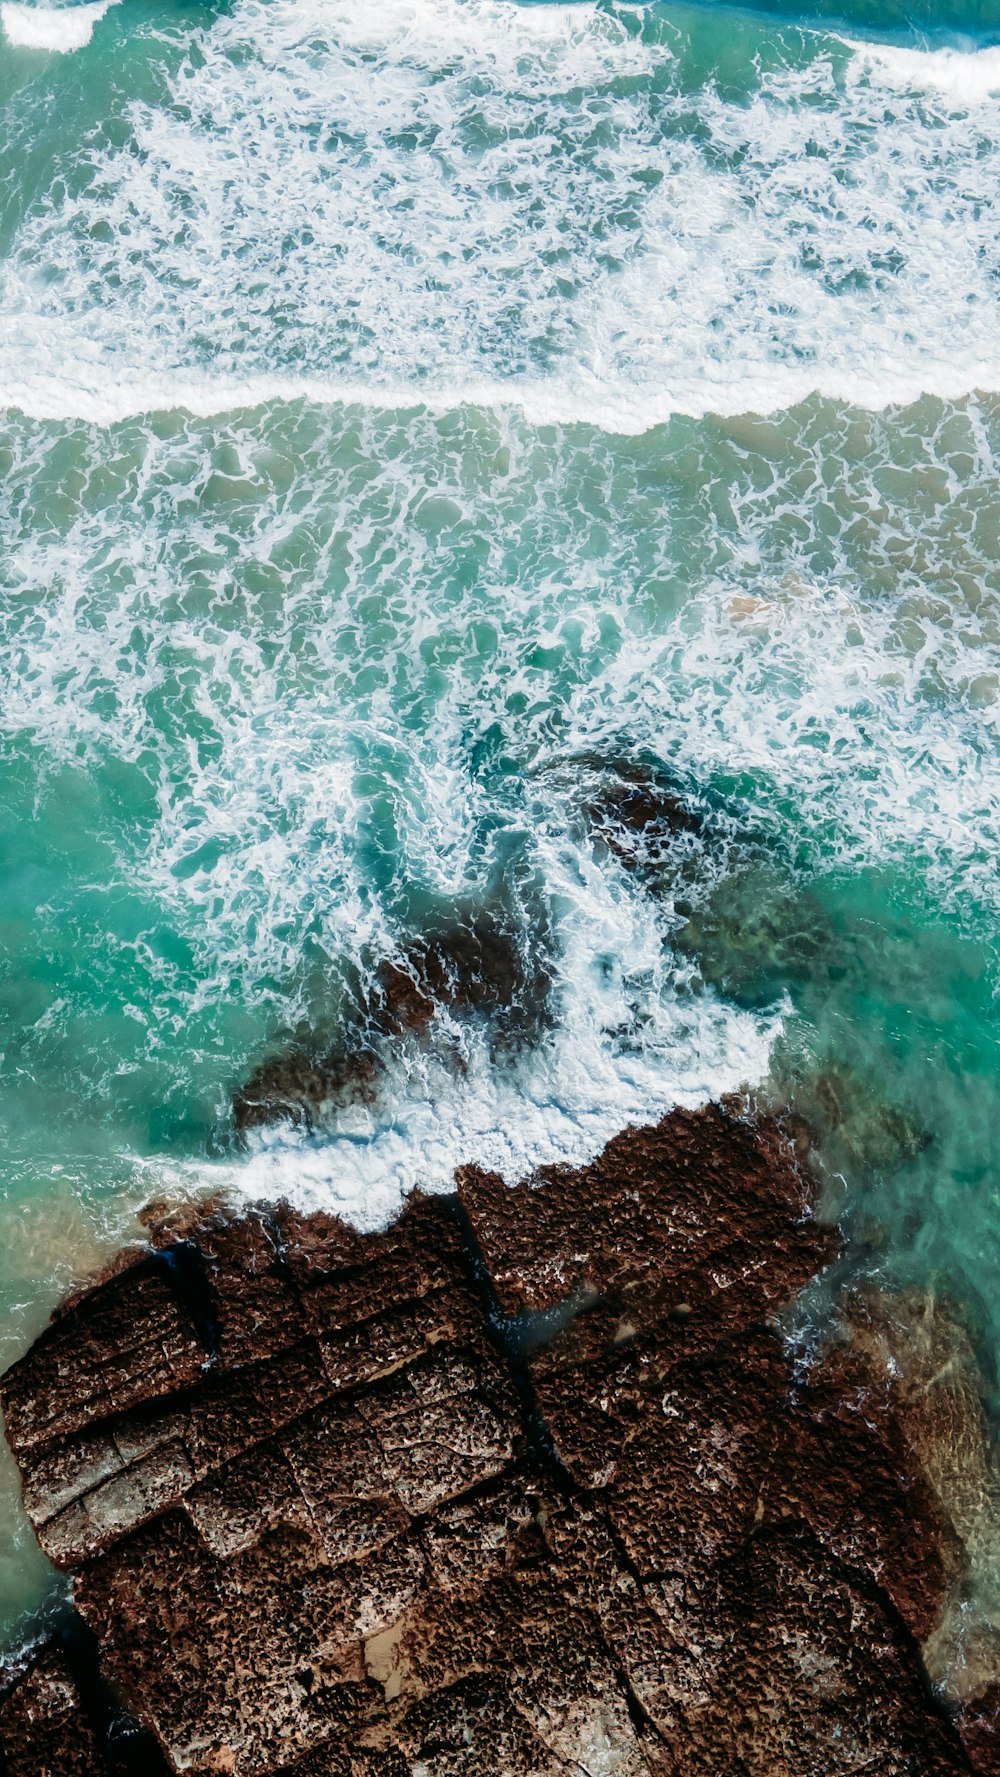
[0, 0, 117, 52]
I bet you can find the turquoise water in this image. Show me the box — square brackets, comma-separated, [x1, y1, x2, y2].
[1, 0, 999, 1652]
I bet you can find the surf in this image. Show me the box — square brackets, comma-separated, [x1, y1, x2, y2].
[1, 0, 1000, 426]
[0, 0, 118, 51]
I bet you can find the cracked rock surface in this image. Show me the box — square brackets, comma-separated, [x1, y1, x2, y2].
[1, 1103, 998, 1775]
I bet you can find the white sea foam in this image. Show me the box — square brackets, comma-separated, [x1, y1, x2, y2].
[1, 392, 998, 1229]
[199, 998, 780, 1224]
[851, 39, 1000, 103]
[2, 0, 1000, 1223]
[0, 0, 117, 51]
[136, 796, 782, 1220]
[6, 357, 1000, 433]
[0, 0, 999, 425]
[595, 576, 1000, 910]
[3, 395, 998, 945]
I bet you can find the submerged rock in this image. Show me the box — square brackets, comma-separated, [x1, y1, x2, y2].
[675, 863, 837, 1010]
[1, 1104, 998, 1774]
[763, 1058, 932, 1183]
[234, 901, 553, 1134]
[844, 1285, 1000, 1705]
[232, 1042, 380, 1134]
[534, 751, 710, 909]
[569, 753, 705, 867]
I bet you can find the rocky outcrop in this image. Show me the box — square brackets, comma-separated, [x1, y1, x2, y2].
[1, 1103, 997, 1774]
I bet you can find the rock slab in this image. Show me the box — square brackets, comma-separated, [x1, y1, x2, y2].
[0, 1104, 996, 1775]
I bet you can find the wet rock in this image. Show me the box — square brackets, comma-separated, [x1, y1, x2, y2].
[0, 1624, 172, 1777]
[0, 1646, 101, 1776]
[138, 1189, 259, 1250]
[1, 1107, 997, 1775]
[568, 753, 705, 871]
[234, 902, 553, 1135]
[457, 1100, 835, 1327]
[958, 1687, 1000, 1777]
[232, 1042, 380, 1134]
[372, 905, 550, 1041]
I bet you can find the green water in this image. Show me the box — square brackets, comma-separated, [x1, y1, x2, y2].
[1, 0, 999, 1654]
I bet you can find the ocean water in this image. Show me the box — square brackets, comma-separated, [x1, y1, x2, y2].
[1, 0, 999, 1652]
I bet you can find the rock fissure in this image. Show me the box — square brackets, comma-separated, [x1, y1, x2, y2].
[53, 1611, 174, 1777]
[448, 1195, 580, 1492]
[155, 1242, 224, 1365]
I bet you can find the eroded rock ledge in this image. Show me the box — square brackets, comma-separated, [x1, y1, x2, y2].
[1, 1104, 999, 1775]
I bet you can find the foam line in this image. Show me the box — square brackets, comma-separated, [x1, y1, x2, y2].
[3, 360, 1000, 432]
[154, 1006, 783, 1225]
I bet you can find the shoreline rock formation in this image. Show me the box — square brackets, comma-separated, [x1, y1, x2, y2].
[1, 1102, 999, 1774]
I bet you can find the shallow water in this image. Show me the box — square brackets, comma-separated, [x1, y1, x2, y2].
[1, 0, 999, 1651]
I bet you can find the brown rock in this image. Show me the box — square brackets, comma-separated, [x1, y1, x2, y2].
[457, 1100, 834, 1322]
[572, 753, 705, 867]
[0, 1266, 206, 1455]
[232, 1045, 380, 1135]
[957, 1686, 1000, 1776]
[0, 1647, 102, 1776]
[536, 753, 705, 880]
[1, 1106, 995, 1776]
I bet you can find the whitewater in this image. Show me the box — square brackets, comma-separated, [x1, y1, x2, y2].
[3, 0, 1000, 425]
[0, 0, 999, 1650]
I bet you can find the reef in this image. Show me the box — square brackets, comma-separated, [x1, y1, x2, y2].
[1, 1102, 999, 1775]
